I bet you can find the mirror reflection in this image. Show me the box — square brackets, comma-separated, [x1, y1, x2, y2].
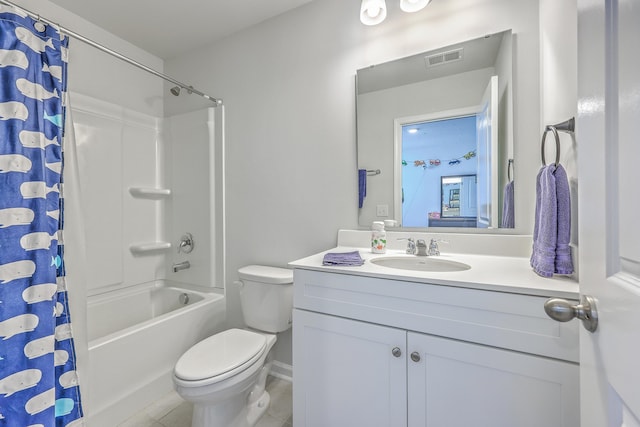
[357, 30, 514, 229]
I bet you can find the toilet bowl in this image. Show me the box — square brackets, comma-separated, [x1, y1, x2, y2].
[173, 265, 293, 427]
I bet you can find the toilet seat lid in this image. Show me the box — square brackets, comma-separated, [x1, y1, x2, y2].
[174, 329, 267, 381]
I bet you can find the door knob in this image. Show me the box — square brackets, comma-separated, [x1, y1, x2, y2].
[410, 352, 421, 362]
[544, 295, 598, 332]
[392, 347, 402, 358]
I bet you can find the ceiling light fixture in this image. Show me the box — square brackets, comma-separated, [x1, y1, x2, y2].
[400, 0, 431, 13]
[360, 0, 387, 26]
[360, 0, 431, 25]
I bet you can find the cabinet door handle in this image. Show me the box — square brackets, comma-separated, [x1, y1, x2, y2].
[410, 351, 421, 362]
[392, 347, 402, 358]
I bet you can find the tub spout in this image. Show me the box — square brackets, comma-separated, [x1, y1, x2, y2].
[173, 261, 190, 273]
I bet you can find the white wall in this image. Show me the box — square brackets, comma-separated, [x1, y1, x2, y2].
[164, 0, 545, 366]
[164, 107, 224, 289]
[540, 0, 579, 278]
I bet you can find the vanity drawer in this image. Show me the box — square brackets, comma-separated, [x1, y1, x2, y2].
[293, 269, 579, 362]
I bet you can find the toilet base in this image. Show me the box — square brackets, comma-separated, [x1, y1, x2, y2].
[246, 389, 270, 426]
[191, 388, 270, 427]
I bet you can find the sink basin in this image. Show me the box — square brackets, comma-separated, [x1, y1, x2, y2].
[370, 256, 471, 272]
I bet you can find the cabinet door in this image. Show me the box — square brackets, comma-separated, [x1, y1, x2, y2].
[293, 309, 407, 427]
[407, 332, 579, 427]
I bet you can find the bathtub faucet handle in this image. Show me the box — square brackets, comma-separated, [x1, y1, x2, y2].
[177, 233, 194, 254]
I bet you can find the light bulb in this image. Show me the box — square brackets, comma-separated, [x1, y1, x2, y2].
[366, 5, 382, 18]
[360, 0, 387, 25]
[400, 0, 431, 13]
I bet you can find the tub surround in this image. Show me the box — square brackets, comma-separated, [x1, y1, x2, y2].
[291, 229, 580, 426]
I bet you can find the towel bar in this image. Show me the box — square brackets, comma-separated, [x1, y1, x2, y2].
[507, 159, 514, 182]
[541, 117, 575, 166]
[366, 169, 381, 176]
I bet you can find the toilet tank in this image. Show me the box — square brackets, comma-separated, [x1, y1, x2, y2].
[238, 265, 293, 333]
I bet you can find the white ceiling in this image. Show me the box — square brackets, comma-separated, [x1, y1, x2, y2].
[48, 0, 313, 59]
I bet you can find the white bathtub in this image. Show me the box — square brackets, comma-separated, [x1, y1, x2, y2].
[86, 281, 225, 427]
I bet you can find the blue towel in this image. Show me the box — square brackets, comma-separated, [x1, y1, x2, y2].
[322, 251, 364, 266]
[358, 169, 367, 208]
[501, 180, 515, 228]
[530, 164, 573, 277]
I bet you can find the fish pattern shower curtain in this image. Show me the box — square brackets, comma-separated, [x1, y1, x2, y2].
[0, 6, 83, 426]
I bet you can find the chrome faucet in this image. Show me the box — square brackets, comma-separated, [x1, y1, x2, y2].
[173, 261, 190, 273]
[427, 239, 448, 256]
[177, 233, 194, 254]
[399, 238, 417, 255]
[428, 239, 440, 256]
[416, 239, 428, 256]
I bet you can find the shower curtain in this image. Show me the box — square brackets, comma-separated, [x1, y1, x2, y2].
[0, 6, 83, 426]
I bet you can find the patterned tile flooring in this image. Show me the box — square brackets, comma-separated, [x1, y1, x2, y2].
[118, 376, 292, 427]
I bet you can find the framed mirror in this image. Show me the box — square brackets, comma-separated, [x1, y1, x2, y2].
[357, 30, 514, 230]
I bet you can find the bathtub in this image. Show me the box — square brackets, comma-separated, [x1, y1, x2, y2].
[85, 280, 225, 427]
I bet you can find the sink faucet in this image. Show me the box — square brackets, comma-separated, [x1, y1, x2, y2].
[428, 239, 440, 256]
[173, 261, 190, 273]
[416, 239, 428, 256]
[399, 238, 417, 255]
[427, 239, 448, 256]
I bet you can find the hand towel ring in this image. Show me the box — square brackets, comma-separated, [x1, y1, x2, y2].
[507, 159, 514, 181]
[541, 126, 561, 166]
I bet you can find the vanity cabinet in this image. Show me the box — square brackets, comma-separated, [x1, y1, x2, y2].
[293, 310, 407, 426]
[292, 269, 580, 427]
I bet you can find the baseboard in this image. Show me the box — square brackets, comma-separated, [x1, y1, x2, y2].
[270, 360, 292, 382]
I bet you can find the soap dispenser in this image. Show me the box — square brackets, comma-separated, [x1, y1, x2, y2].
[371, 221, 387, 254]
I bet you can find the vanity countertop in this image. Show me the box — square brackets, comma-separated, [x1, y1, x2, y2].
[289, 246, 579, 299]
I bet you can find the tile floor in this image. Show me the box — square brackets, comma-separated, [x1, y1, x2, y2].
[118, 376, 292, 427]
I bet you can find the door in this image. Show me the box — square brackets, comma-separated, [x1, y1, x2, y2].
[476, 75, 498, 228]
[292, 309, 407, 427]
[407, 332, 579, 427]
[577, 0, 640, 425]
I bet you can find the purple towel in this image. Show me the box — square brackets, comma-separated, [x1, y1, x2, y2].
[530, 164, 573, 277]
[501, 180, 515, 228]
[553, 165, 573, 274]
[322, 251, 364, 266]
[531, 165, 557, 277]
[358, 169, 367, 208]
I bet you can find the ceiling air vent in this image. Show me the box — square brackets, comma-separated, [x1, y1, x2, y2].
[424, 48, 464, 68]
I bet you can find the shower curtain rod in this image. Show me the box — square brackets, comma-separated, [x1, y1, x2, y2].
[0, 0, 223, 105]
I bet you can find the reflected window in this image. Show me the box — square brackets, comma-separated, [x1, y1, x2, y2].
[401, 115, 478, 227]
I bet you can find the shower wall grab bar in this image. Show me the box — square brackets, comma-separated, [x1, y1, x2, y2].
[541, 117, 575, 166]
[0, 0, 222, 105]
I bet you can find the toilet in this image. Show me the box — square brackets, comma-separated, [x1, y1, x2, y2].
[173, 265, 294, 427]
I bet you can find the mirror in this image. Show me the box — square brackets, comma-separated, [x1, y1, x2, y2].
[357, 30, 514, 229]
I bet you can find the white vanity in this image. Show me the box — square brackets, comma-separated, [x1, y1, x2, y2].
[290, 231, 580, 427]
